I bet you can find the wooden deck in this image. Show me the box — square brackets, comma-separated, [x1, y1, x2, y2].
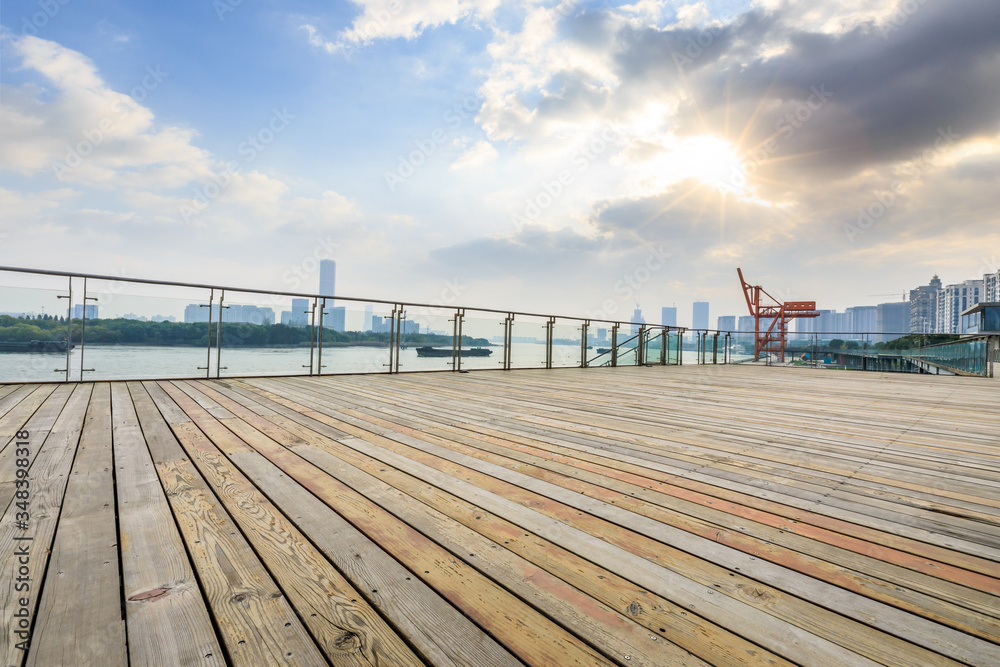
[2, 365, 999, 666]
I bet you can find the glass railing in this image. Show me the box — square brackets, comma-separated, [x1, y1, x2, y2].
[3, 267, 990, 382]
[1, 266, 691, 382]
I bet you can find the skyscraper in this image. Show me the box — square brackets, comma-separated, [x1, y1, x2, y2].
[319, 259, 336, 300]
[717, 315, 735, 332]
[692, 301, 709, 330]
[661, 306, 677, 327]
[290, 298, 310, 326]
[909, 275, 942, 333]
[364, 304, 373, 331]
[936, 280, 982, 333]
[630, 307, 645, 334]
[877, 302, 910, 341]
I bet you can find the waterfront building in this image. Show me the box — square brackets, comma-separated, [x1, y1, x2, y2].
[320, 259, 336, 301]
[717, 315, 736, 332]
[72, 304, 99, 320]
[877, 301, 910, 341]
[631, 307, 645, 334]
[937, 280, 983, 333]
[692, 301, 709, 330]
[985, 269, 1000, 302]
[661, 306, 677, 327]
[290, 298, 310, 326]
[909, 275, 942, 333]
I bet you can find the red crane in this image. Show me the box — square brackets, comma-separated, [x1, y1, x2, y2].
[737, 268, 819, 362]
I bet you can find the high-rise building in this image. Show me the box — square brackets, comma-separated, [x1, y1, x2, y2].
[909, 275, 942, 333]
[661, 306, 677, 327]
[692, 301, 709, 330]
[738, 315, 755, 332]
[290, 298, 310, 326]
[877, 302, 910, 341]
[326, 306, 346, 332]
[364, 304, 373, 331]
[71, 304, 98, 320]
[320, 259, 336, 300]
[845, 306, 877, 335]
[630, 307, 645, 334]
[937, 280, 983, 333]
[984, 269, 1000, 303]
[717, 315, 736, 332]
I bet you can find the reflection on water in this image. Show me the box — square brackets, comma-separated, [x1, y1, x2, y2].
[0, 342, 588, 383]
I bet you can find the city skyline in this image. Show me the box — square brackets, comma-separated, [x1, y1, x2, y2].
[1, 1, 999, 321]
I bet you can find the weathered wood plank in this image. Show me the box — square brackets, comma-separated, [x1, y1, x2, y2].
[158, 380, 424, 667]
[26, 383, 127, 667]
[135, 381, 326, 666]
[111, 382, 225, 666]
[0, 384, 90, 667]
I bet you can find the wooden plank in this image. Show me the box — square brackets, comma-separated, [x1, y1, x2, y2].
[156, 381, 423, 667]
[0, 386, 58, 456]
[199, 378, 793, 667]
[0, 384, 90, 667]
[205, 384, 618, 667]
[111, 382, 225, 666]
[253, 375, 993, 667]
[26, 383, 127, 667]
[183, 380, 708, 667]
[245, 378, 891, 667]
[134, 381, 326, 666]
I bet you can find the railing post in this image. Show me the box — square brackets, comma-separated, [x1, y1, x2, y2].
[611, 324, 619, 367]
[545, 317, 555, 369]
[317, 298, 327, 375]
[581, 320, 590, 368]
[637, 325, 646, 366]
[55, 275, 72, 382]
[216, 289, 228, 378]
[305, 298, 317, 375]
[79, 277, 96, 378]
[452, 308, 465, 372]
[661, 328, 667, 365]
[198, 289, 214, 378]
[712, 332, 719, 364]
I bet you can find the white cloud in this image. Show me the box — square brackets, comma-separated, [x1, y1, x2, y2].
[304, 0, 501, 56]
[0, 36, 212, 188]
[449, 140, 498, 170]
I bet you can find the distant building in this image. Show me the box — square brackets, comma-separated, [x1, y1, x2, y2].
[908, 275, 942, 333]
[72, 304, 98, 320]
[738, 315, 755, 333]
[877, 302, 910, 341]
[717, 316, 736, 332]
[151, 315, 176, 323]
[320, 259, 336, 301]
[984, 268, 1000, 303]
[326, 306, 346, 332]
[364, 304, 373, 331]
[845, 306, 877, 335]
[290, 298, 310, 326]
[692, 301, 709, 330]
[937, 280, 982, 333]
[630, 307, 645, 334]
[661, 306, 677, 327]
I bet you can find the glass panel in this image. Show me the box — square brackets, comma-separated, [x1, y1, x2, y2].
[552, 319, 584, 368]
[459, 310, 505, 371]
[586, 323, 614, 366]
[510, 315, 548, 369]
[0, 284, 74, 383]
[77, 278, 212, 380]
[317, 300, 395, 375]
[397, 305, 457, 373]
[218, 291, 312, 378]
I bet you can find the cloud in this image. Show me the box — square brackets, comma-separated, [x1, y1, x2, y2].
[303, 0, 501, 56]
[0, 36, 213, 188]
[449, 139, 498, 170]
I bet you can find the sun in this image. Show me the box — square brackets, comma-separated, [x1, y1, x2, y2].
[681, 135, 747, 193]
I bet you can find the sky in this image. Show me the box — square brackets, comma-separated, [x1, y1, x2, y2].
[1, 0, 999, 328]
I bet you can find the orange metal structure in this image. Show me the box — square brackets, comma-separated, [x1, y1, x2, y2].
[737, 268, 819, 362]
